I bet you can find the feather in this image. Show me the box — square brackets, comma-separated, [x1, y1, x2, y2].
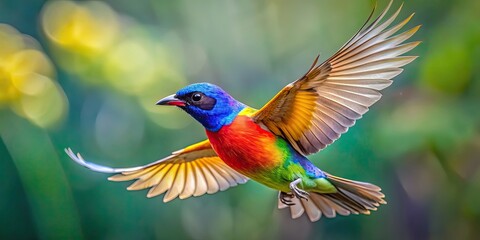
[179, 162, 196, 199]
[252, 0, 420, 155]
[278, 172, 386, 222]
[64, 139, 248, 202]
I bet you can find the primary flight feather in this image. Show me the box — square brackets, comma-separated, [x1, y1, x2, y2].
[66, 1, 420, 222]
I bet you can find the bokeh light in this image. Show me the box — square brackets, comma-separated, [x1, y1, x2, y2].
[41, 0, 188, 130]
[0, 24, 67, 128]
[41, 0, 118, 54]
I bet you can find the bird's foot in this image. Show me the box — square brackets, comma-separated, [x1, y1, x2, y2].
[279, 191, 295, 206]
[289, 178, 309, 200]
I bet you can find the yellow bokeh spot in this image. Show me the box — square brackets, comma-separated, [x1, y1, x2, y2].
[7, 49, 53, 77]
[42, 0, 119, 54]
[0, 24, 25, 61]
[11, 80, 68, 128]
[0, 24, 68, 128]
[40, 0, 188, 129]
[8, 50, 54, 96]
[12, 72, 50, 96]
[0, 69, 20, 104]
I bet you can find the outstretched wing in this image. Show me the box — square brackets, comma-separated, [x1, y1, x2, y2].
[252, 1, 420, 155]
[65, 140, 248, 202]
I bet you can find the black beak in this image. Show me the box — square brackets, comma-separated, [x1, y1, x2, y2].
[156, 94, 186, 107]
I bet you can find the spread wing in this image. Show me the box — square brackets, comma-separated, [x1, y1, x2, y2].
[65, 140, 248, 202]
[252, 1, 420, 155]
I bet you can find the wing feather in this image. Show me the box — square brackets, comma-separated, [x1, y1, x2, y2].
[200, 162, 220, 194]
[65, 139, 248, 202]
[192, 161, 209, 197]
[179, 162, 196, 199]
[148, 164, 178, 198]
[253, 1, 420, 155]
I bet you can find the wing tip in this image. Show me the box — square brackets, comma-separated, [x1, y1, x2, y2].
[146, 193, 157, 199]
[64, 147, 119, 173]
[163, 194, 176, 203]
[108, 175, 122, 181]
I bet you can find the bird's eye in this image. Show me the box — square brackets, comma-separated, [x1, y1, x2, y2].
[192, 93, 202, 102]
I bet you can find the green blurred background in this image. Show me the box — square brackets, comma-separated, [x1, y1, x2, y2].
[1, 0, 479, 239]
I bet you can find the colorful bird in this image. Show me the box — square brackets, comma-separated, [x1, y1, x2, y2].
[66, 1, 420, 222]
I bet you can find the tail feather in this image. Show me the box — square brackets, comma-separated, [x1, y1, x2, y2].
[278, 172, 386, 222]
[310, 194, 342, 217]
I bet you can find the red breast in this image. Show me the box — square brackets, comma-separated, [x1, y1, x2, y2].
[206, 115, 282, 175]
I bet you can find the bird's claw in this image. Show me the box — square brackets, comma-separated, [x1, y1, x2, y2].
[279, 192, 295, 206]
[279, 179, 309, 206]
[289, 178, 309, 200]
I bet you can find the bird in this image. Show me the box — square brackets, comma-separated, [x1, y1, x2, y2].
[66, 1, 420, 222]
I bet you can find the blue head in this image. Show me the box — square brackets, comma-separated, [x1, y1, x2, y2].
[156, 83, 245, 131]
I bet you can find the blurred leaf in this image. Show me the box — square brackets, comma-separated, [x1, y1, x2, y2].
[420, 41, 472, 94]
[375, 95, 476, 159]
[0, 113, 83, 239]
[418, 0, 480, 95]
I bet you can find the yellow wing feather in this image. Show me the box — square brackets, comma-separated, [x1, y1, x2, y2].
[253, 1, 420, 155]
[65, 140, 248, 202]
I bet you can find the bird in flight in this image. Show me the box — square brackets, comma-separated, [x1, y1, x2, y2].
[66, 1, 420, 222]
